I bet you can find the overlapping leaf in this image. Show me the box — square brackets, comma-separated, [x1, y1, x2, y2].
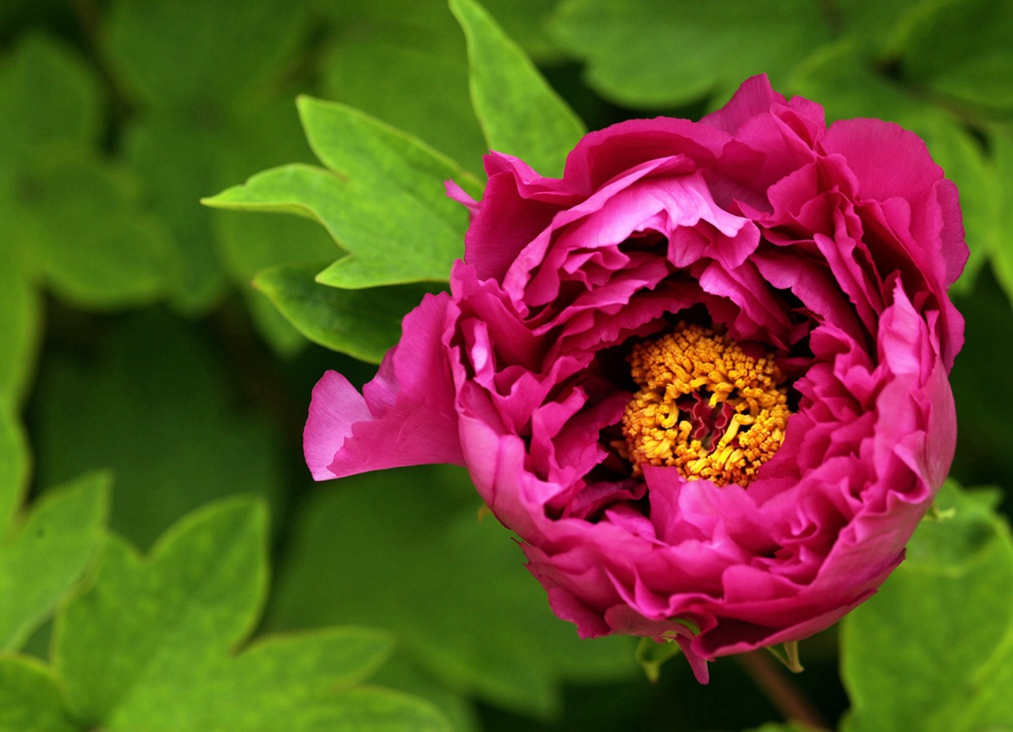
[0, 497, 455, 732]
[265, 465, 638, 721]
[0, 473, 108, 651]
[451, 0, 585, 177]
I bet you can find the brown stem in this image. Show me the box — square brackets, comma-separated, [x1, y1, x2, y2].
[737, 650, 831, 731]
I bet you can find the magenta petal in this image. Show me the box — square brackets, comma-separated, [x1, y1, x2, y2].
[303, 293, 464, 480]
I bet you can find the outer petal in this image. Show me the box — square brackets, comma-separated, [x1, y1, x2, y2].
[304, 292, 465, 480]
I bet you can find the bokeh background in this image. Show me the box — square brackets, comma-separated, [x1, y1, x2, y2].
[2, 0, 1011, 730]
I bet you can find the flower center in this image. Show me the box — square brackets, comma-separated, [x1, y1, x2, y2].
[620, 324, 790, 487]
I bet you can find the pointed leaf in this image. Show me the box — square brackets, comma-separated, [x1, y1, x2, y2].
[450, 0, 584, 177]
[0, 472, 109, 651]
[204, 97, 481, 289]
[53, 498, 268, 725]
[841, 482, 1013, 732]
[253, 263, 440, 363]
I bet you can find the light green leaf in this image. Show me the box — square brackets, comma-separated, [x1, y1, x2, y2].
[0, 656, 79, 732]
[103, 0, 306, 106]
[450, 0, 585, 177]
[49, 495, 449, 731]
[30, 310, 285, 551]
[841, 482, 1013, 732]
[204, 133, 470, 288]
[548, 0, 832, 108]
[265, 465, 637, 719]
[294, 688, 453, 732]
[901, 0, 1013, 112]
[0, 472, 109, 651]
[253, 263, 440, 364]
[105, 628, 410, 731]
[53, 498, 269, 726]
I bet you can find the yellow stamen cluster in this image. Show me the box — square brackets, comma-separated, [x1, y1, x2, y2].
[620, 324, 790, 487]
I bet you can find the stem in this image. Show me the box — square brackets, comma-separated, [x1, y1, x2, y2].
[737, 650, 830, 731]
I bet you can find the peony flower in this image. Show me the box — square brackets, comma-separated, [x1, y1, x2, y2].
[304, 75, 967, 682]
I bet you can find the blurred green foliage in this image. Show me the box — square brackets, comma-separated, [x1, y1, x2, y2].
[1, 0, 1012, 730]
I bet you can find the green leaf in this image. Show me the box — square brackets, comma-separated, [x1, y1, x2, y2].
[548, 0, 832, 108]
[204, 97, 484, 289]
[841, 481, 1013, 732]
[103, 628, 417, 731]
[317, 1, 488, 175]
[265, 465, 637, 719]
[122, 115, 226, 313]
[15, 148, 176, 310]
[53, 498, 269, 726]
[204, 130, 470, 288]
[0, 656, 78, 732]
[988, 125, 1013, 309]
[901, 0, 1013, 113]
[0, 472, 109, 651]
[450, 0, 585, 177]
[0, 246, 40, 406]
[103, 0, 306, 106]
[49, 495, 449, 731]
[253, 263, 441, 363]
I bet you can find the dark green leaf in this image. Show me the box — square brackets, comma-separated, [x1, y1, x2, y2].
[254, 263, 440, 363]
[0, 33, 102, 167]
[15, 148, 176, 310]
[122, 116, 226, 313]
[901, 0, 1013, 112]
[30, 310, 285, 551]
[0, 473, 109, 651]
[841, 482, 1013, 732]
[451, 0, 585, 177]
[988, 126, 1013, 309]
[548, 0, 832, 108]
[0, 656, 79, 732]
[103, 0, 306, 106]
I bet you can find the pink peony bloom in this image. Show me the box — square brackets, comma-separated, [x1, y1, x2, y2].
[304, 76, 967, 682]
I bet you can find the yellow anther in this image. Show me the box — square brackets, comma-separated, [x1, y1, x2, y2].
[620, 324, 791, 487]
